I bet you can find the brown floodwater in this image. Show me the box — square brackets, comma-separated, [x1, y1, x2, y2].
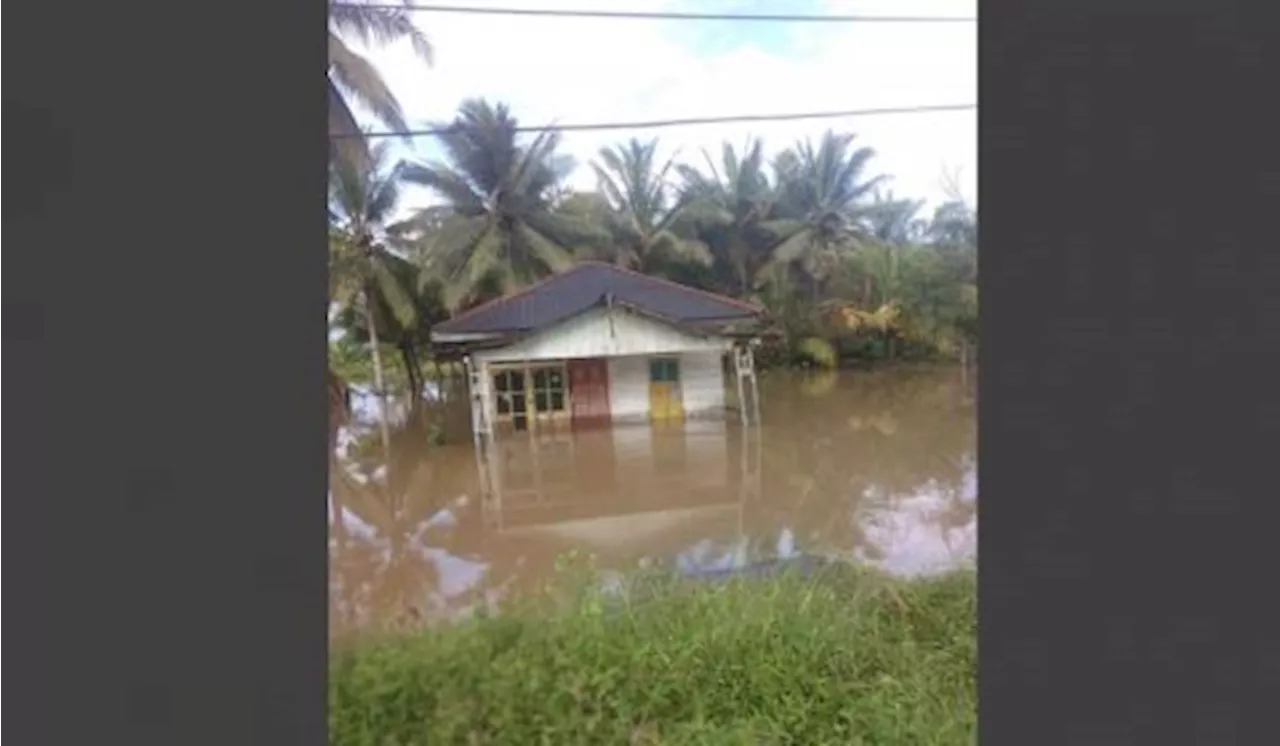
[329, 365, 976, 637]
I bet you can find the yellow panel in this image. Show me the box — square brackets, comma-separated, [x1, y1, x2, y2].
[648, 383, 664, 420]
[649, 382, 685, 421]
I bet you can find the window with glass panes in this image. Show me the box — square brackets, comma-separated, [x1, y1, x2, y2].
[532, 366, 567, 413]
[492, 369, 526, 418]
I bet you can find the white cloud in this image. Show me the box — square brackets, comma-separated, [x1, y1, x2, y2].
[361, 0, 976, 210]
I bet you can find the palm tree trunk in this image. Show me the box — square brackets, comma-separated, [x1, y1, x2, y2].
[363, 290, 394, 461]
[411, 345, 427, 402]
[399, 343, 421, 404]
[415, 347, 429, 409]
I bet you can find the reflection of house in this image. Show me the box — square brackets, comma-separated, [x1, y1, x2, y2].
[478, 420, 746, 536]
[429, 262, 765, 440]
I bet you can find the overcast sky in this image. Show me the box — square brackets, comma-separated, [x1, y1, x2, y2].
[359, 0, 977, 212]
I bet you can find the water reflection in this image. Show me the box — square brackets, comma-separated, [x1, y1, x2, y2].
[329, 366, 976, 637]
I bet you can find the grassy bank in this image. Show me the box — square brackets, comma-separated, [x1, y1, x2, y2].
[330, 566, 975, 745]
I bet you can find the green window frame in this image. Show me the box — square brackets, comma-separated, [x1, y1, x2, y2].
[649, 358, 681, 383]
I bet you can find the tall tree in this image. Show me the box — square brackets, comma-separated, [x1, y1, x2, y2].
[840, 191, 928, 310]
[329, 143, 419, 456]
[332, 255, 449, 408]
[865, 190, 928, 245]
[591, 138, 711, 272]
[403, 99, 601, 309]
[760, 132, 889, 298]
[328, 0, 433, 165]
[677, 139, 778, 296]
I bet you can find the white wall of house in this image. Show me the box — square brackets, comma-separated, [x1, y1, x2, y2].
[607, 355, 651, 421]
[679, 351, 727, 415]
[605, 350, 727, 421]
[471, 306, 729, 365]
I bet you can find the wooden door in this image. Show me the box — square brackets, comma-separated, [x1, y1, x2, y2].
[568, 358, 611, 428]
[648, 357, 685, 421]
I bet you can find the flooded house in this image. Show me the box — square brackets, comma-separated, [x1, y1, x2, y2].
[430, 262, 767, 439]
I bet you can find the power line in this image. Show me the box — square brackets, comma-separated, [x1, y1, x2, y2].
[332, 103, 976, 140]
[331, 3, 977, 23]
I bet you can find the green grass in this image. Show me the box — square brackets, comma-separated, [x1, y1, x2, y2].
[329, 565, 976, 745]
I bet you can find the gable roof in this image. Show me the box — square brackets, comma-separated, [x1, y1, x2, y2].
[431, 262, 764, 337]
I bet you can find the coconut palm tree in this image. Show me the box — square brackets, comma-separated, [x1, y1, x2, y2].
[329, 143, 420, 456]
[332, 255, 449, 409]
[328, 0, 433, 165]
[865, 190, 928, 245]
[403, 99, 602, 309]
[759, 131, 889, 299]
[591, 138, 711, 272]
[676, 139, 778, 296]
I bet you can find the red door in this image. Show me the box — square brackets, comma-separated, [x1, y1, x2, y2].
[568, 359, 611, 429]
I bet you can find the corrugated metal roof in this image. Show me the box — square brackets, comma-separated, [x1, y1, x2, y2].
[432, 262, 763, 336]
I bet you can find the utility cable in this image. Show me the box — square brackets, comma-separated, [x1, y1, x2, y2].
[331, 102, 976, 139]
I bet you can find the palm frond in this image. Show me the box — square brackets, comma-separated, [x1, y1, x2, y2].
[759, 218, 806, 240]
[369, 255, 419, 328]
[534, 209, 610, 248]
[652, 193, 693, 235]
[653, 232, 713, 267]
[364, 164, 405, 226]
[401, 163, 486, 213]
[591, 163, 629, 211]
[444, 227, 503, 310]
[329, 152, 369, 229]
[422, 214, 491, 272]
[826, 302, 902, 333]
[328, 81, 372, 170]
[764, 226, 814, 267]
[330, 141, 403, 230]
[329, 3, 434, 65]
[328, 32, 409, 134]
[515, 223, 575, 275]
[329, 235, 367, 305]
[507, 129, 557, 197]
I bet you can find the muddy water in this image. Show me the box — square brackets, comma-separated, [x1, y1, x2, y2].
[329, 366, 976, 636]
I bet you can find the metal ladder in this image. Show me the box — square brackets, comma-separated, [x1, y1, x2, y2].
[465, 357, 493, 441]
[732, 344, 762, 426]
[464, 357, 503, 530]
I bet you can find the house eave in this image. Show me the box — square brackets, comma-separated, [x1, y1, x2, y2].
[432, 295, 766, 359]
[430, 331, 507, 345]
